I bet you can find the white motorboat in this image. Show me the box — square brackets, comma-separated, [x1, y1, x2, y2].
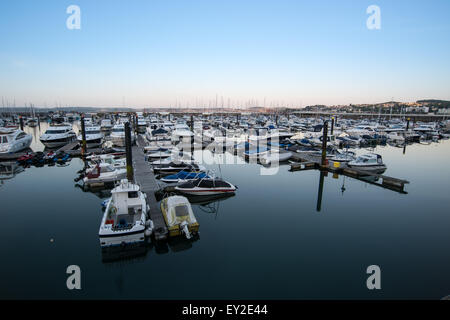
[259, 150, 292, 165]
[27, 118, 38, 127]
[99, 179, 151, 247]
[110, 123, 135, 147]
[87, 154, 126, 170]
[348, 153, 387, 172]
[100, 119, 113, 132]
[83, 163, 127, 186]
[175, 177, 237, 196]
[39, 123, 76, 148]
[387, 131, 405, 143]
[137, 116, 147, 134]
[77, 125, 104, 148]
[0, 127, 32, 154]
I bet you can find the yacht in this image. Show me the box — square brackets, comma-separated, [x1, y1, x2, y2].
[137, 116, 147, 134]
[0, 127, 32, 154]
[27, 118, 38, 127]
[39, 123, 76, 148]
[347, 153, 387, 172]
[161, 195, 199, 239]
[110, 123, 135, 147]
[99, 179, 151, 247]
[100, 119, 113, 133]
[77, 126, 104, 148]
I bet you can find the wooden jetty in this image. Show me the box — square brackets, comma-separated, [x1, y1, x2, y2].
[133, 135, 168, 240]
[290, 151, 409, 194]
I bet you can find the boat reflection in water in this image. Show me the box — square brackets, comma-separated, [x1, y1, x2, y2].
[189, 193, 235, 217]
[101, 237, 153, 264]
[0, 161, 24, 185]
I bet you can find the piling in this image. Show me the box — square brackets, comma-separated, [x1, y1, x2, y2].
[406, 117, 410, 131]
[125, 122, 134, 182]
[80, 115, 87, 156]
[321, 121, 328, 167]
[330, 117, 334, 135]
[19, 116, 24, 130]
[190, 115, 194, 131]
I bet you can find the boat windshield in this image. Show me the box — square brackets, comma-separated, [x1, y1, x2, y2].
[1, 136, 8, 143]
[45, 129, 67, 134]
[175, 205, 189, 217]
[112, 128, 124, 133]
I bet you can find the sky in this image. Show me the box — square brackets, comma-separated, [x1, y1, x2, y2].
[0, 0, 449, 108]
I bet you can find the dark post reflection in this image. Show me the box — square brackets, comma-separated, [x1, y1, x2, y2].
[316, 170, 326, 212]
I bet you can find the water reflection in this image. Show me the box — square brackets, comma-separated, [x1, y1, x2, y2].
[316, 170, 326, 212]
[189, 193, 235, 217]
[0, 161, 24, 186]
[101, 241, 153, 264]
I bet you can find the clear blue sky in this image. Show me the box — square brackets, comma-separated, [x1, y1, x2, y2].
[1, 0, 449, 108]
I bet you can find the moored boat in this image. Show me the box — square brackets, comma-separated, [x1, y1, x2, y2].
[99, 179, 151, 247]
[160, 195, 199, 239]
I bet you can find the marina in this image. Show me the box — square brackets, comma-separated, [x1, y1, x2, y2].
[1, 110, 450, 299]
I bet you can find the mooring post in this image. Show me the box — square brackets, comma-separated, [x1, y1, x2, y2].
[321, 121, 328, 167]
[19, 116, 24, 130]
[406, 117, 410, 131]
[80, 115, 87, 156]
[125, 122, 134, 182]
[330, 117, 335, 135]
[190, 114, 194, 131]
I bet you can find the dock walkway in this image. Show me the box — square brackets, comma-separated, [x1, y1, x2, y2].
[133, 135, 168, 240]
[290, 151, 409, 193]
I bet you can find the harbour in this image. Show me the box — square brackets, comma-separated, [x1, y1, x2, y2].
[1, 112, 450, 299]
[2, 1, 450, 305]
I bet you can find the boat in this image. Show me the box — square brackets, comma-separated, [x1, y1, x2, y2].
[77, 125, 104, 148]
[99, 179, 151, 247]
[175, 177, 237, 196]
[110, 123, 135, 147]
[160, 195, 199, 239]
[39, 123, 76, 148]
[160, 170, 210, 183]
[100, 119, 113, 133]
[0, 127, 32, 154]
[83, 163, 127, 187]
[347, 153, 387, 172]
[27, 118, 38, 127]
[259, 150, 292, 165]
[328, 150, 356, 163]
[152, 161, 206, 176]
[137, 116, 147, 134]
[87, 154, 126, 170]
[145, 148, 174, 160]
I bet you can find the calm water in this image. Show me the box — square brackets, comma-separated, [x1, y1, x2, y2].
[1, 122, 450, 299]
